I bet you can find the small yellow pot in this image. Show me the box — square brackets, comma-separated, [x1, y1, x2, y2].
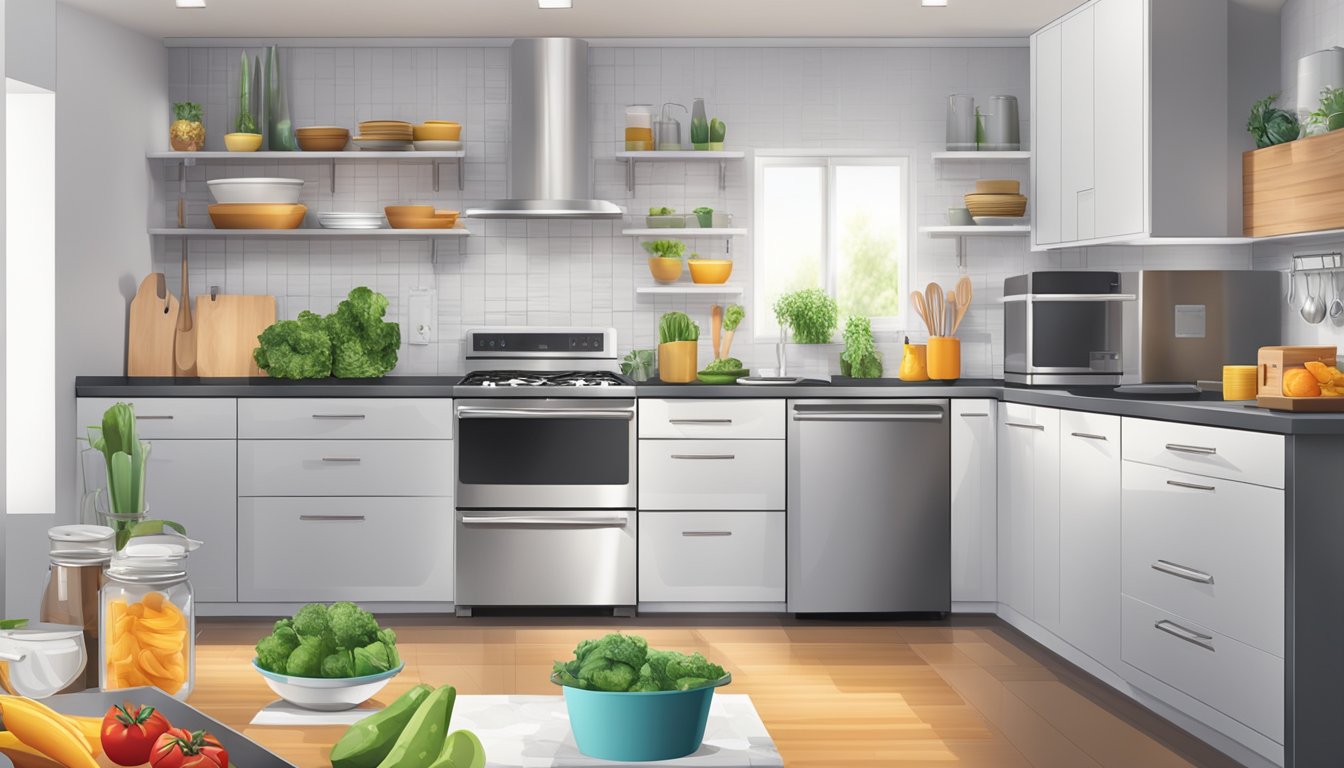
[224, 132, 263, 152]
[927, 337, 961, 380]
[898, 343, 929, 382]
[648, 257, 683, 284]
[658, 341, 698, 383]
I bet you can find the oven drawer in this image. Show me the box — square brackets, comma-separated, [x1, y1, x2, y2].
[1121, 594, 1283, 743]
[239, 440, 454, 496]
[1121, 461, 1284, 656]
[638, 511, 785, 603]
[239, 398, 453, 440]
[1122, 417, 1284, 489]
[455, 510, 636, 607]
[77, 398, 236, 440]
[638, 440, 785, 511]
[238, 497, 454, 603]
[639, 399, 785, 440]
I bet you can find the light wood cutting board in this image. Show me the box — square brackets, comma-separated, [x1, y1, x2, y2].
[195, 294, 277, 377]
[127, 273, 180, 376]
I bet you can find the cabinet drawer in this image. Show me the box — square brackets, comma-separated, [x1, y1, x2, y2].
[77, 398, 236, 439]
[639, 512, 785, 603]
[238, 398, 453, 440]
[1122, 417, 1284, 489]
[639, 399, 784, 440]
[638, 440, 785, 510]
[1121, 461, 1284, 656]
[1122, 595, 1283, 743]
[239, 440, 454, 496]
[239, 497, 453, 603]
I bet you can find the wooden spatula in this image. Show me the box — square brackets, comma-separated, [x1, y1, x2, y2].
[926, 283, 945, 337]
[912, 291, 931, 335]
[711, 305, 723, 361]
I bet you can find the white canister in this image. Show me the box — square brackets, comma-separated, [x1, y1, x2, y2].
[624, 104, 654, 129]
[1297, 47, 1344, 126]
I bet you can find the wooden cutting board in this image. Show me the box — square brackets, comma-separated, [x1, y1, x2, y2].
[127, 273, 180, 376]
[195, 294, 277, 377]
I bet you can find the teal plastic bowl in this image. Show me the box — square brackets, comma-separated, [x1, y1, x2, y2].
[553, 673, 732, 762]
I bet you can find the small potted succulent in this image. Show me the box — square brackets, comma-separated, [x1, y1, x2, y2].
[643, 239, 686, 284]
[170, 102, 205, 152]
[621, 349, 655, 382]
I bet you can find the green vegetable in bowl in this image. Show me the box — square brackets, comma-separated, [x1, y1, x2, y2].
[1248, 92, 1300, 147]
[255, 602, 400, 679]
[840, 315, 883, 379]
[553, 633, 726, 692]
[703, 357, 744, 373]
[648, 206, 675, 216]
[774, 288, 838, 344]
[642, 239, 686, 260]
[327, 287, 401, 378]
[254, 310, 333, 380]
[658, 312, 699, 344]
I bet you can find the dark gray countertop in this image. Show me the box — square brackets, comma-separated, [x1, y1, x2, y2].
[74, 376, 1344, 435]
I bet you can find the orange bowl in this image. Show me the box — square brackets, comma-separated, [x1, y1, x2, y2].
[209, 204, 307, 230]
[385, 205, 434, 218]
[387, 217, 458, 230]
[433, 210, 460, 227]
[298, 133, 349, 151]
[413, 122, 462, 141]
[688, 260, 733, 284]
[647, 257, 684, 284]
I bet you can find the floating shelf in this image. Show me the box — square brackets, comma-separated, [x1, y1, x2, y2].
[932, 151, 1032, 161]
[622, 228, 747, 237]
[147, 150, 467, 192]
[149, 227, 469, 237]
[921, 225, 1030, 237]
[636, 285, 744, 296]
[616, 150, 746, 192]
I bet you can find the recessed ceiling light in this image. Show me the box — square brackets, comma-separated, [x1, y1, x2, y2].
[175, 0, 206, 8]
[539, 0, 572, 7]
[922, 0, 948, 6]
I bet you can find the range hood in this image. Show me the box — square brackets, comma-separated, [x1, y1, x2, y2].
[466, 38, 621, 220]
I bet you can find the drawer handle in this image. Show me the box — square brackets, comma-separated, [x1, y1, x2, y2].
[670, 454, 736, 461]
[960, 413, 990, 418]
[299, 514, 365, 522]
[460, 515, 628, 528]
[669, 418, 733, 425]
[1151, 559, 1214, 584]
[1165, 443, 1217, 456]
[1005, 422, 1045, 431]
[1070, 431, 1108, 441]
[1165, 479, 1215, 492]
[321, 457, 362, 463]
[312, 414, 367, 420]
[134, 415, 174, 421]
[1154, 619, 1215, 651]
[682, 531, 732, 537]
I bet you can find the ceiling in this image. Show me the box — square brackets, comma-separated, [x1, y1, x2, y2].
[62, 0, 1100, 40]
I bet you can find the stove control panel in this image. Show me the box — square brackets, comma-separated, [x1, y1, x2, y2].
[465, 328, 617, 358]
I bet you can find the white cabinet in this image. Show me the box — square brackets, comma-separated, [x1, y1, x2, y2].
[1093, 0, 1145, 239]
[238, 398, 453, 440]
[1060, 5, 1095, 242]
[638, 511, 785, 603]
[1033, 23, 1063, 247]
[238, 440, 454, 497]
[1058, 411, 1121, 668]
[638, 399, 784, 440]
[996, 404, 1059, 626]
[951, 400, 996, 604]
[638, 440, 785, 511]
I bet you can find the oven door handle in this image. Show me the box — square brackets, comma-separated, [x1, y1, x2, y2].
[459, 515, 630, 527]
[1002, 293, 1137, 303]
[456, 407, 635, 421]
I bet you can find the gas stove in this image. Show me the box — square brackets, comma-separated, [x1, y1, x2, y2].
[458, 370, 631, 388]
[458, 327, 634, 397]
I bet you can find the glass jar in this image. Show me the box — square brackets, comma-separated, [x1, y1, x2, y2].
[41, 525, 114, 692]
[100, 533, 199, 700]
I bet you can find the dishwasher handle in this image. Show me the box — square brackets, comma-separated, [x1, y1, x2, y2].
[460, 515, 629, 528]
[792, 409, 944, 423]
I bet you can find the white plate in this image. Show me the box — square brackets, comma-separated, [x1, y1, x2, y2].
[972, 216, 1030, 226]
[412, 140, 463, 151]
[353, 138, 413, 150]
[206, 178, 305, 205]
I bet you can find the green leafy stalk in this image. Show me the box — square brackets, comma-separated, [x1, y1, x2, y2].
[641, 239, 686, 260]
[0, 619, 29, 630]
[658, 312, 700, 344]
[774, 288, 838, 344]
[840, 315, 883, 378]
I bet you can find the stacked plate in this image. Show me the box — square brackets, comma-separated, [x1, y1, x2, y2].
[964, 179, 1028, 219]
[319, 212, 386, 230]
[354, 120, 413, 151]
[296, 126, 350, 152]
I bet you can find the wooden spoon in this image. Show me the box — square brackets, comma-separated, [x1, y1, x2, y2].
[911, 291, 931, 335]
[926, 283, 945, 337]
[710, 305, 723, 360]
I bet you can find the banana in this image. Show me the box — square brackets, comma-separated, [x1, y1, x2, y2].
[0, 695, 99, 768]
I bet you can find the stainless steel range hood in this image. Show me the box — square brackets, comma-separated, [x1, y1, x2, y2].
[466, 38, 621, 220]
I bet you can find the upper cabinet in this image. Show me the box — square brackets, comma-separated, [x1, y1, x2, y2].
[1031, 0, 1230, 249]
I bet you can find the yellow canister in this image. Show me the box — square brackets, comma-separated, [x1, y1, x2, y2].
[1222, 364, 1258, 400]
[927, 337, 961, 381]
[657, 341, 698, 384]
[898, 340, 929, 382]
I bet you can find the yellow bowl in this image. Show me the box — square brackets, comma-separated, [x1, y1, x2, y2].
[688, 260, 733, 284]
[413, 122, 462, 141]
[223, 133, 263, 152]
[647, 257, 683, 284]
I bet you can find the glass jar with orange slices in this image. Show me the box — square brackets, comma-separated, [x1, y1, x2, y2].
[100, 532, 200, 700]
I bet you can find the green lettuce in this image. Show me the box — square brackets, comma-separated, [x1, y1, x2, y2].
[552, 633, 726, 692]
[253, 310, 332, 380]
[326, 287, 401, 378]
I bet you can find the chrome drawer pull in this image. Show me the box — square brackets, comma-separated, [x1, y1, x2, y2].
[460, 515, 628, 528]
[320, 457, 362, 463]
[1005, 422, 1045, 431]
[134, 415, 174, 420]
[312, 413, 367, 420]
[1151, 559, 1214, 584]
[682, 531, 733, 537]
[299, 514, 365, 522]
[670, 454, 736, 461]
[1154, 619, 1215, 651]
[1070, 431, 1108, 441]
[1166, 479, 1215, 492]
[1165, 443, 1217, 456]
[960, 413, 990, 418]
[669, 418, 733, 425]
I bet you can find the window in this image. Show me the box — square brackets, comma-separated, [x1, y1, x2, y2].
[753, 154, 910, 340]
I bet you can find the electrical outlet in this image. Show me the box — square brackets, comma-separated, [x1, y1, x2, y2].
[407, 287, 436, 345]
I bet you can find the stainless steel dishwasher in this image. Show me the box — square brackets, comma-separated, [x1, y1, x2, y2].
[787, 399, 951, 613]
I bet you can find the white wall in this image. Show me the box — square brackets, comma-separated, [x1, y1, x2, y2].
[0, 0, 9, 620]
[4, 0, 51, 91]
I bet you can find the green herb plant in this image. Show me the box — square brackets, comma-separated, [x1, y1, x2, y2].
[236, 53, 258, 134]
[642, 240, 686, 260]
[1247, 93, 1301, 148]
[621, 349, 655, 381]
[774, 288, 838, 344]
[840, 315, 883, 379]
[1311, 87, 1344, 133]
[255, 602, 400, 679]
[658, 312, 700, 344]
[553, 633, 727, 692]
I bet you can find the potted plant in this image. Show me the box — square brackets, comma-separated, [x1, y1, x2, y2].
[657, 312, 700, 383]
[621, 349, 655, 382]
[693, 207, 714, 228]
[1248, 93, 1301, 147]
[1311, 87, 1344, 133]
[709, 119, 726, 151]
[226, 53, 263, 152]
[85, 403, 189, 548]
[169, 102, 205, 151]
[773, 288, 838, 344]
[840, 316, 883, 378]
[642, 239, 686, 283]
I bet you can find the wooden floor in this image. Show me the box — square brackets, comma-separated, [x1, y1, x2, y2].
[190, 615, 1246, 768]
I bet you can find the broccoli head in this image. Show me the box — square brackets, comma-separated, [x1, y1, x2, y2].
[580, 658, 638, 692]
[255, 635, 294, 673]
[321, 650, 356, 679]
[286, 637, 324, 677]
[353, 641, 392, 677]
[554, 635, 727, 692]
[253, 310, 332, 380]
[663, 651, 725, 685]
[292, 603, 330, 638]
[329, 601, 380, 650]
[326, 287, 400, 379]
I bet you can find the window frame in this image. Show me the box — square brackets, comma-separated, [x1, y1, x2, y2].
[752, 150, 914, 342]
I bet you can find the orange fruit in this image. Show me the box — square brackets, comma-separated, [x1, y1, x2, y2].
[1283, 367, 1322, 397]
[1305, 361, 1333, 384]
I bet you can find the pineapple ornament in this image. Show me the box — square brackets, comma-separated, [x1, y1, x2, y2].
[170, 102, 205, 151]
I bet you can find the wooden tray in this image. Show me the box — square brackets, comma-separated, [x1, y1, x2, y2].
[1256, 394, 1344, 412]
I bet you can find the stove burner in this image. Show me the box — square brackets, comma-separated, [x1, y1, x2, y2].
[459, 370, 630, 388]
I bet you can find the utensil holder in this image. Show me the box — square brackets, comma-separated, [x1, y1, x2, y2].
[658, 341, 699, 383]
[927, 337, 961, 380]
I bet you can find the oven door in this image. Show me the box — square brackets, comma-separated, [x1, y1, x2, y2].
[454, 398, 637, 509]
[1022, 294, 1132, 374]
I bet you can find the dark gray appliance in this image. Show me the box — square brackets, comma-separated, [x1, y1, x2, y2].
[786, 399, 950, 614]
[1004, 272, 1132, 386]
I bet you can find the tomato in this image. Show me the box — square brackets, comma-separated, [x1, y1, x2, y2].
[150, 727, 229, 768]
[101, 703, 173, 766]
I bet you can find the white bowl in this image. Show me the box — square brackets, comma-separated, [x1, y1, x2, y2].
[207, 178, 305, 205]
[0, 626, 87, 699]
[252, 659, 403, 711]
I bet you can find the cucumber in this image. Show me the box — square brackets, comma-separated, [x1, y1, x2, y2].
[376, 685, 458, 768]
[330, 684, 432, 768]
[427, 730, 486, 768]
